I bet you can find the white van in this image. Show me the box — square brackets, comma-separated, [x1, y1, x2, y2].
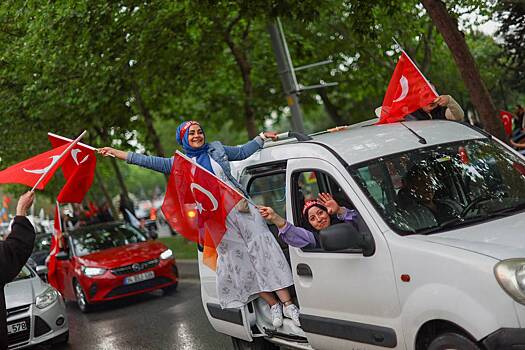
[198, 120, 525, 350]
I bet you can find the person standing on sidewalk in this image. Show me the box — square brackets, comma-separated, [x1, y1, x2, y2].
[1, 191, 36, 350]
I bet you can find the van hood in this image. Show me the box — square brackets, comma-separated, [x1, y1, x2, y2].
[412, 212, 525, 260]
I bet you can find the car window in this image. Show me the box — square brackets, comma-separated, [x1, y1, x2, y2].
[71, 225, 148, 257]
[291, 169, 365, 252]
[34, 234, 52, 253]
[247, 172, 287, 218]
[14, 266, 33, 281]
[350, 139, 525, 235]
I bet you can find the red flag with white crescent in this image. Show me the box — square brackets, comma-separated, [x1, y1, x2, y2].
[47, 203, 62, 290]
[378, 52, 438, 124]
[48, 133, 97, 203]
[161, 152, 243, 268]
[0, 143, 71, 190]
[500, 110, 513, 136]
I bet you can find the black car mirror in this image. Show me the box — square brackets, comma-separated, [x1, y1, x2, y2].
[319, 223, 375, 256]
[55, 251, 70, 261]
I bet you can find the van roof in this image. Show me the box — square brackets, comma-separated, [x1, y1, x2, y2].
[266, 120, 486, 166]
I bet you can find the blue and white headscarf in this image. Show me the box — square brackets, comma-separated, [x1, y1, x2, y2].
[176, 121, 214, 174]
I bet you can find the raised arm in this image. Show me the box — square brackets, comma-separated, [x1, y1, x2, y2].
[98, 147, 173, 175]
[259, 206, 317, 248]
[0, 192, 36, 285]
[223, 132, 278, 161]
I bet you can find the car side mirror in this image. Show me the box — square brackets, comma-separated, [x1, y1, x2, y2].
[36, 265, 48, 275]
[55, 251, 70, 261]
[319, 223, 375, 256]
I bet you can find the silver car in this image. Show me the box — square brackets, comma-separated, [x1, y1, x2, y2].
[5, 264, 69, 349]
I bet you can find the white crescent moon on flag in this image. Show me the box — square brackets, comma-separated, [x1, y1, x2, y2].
[71, 148, 89, 165]
[190, 183, 219, 212]
[23, 155, 61, 174]
[393, 75, 409, 102]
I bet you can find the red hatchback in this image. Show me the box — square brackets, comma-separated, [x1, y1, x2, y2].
[54, 222, 178, 312]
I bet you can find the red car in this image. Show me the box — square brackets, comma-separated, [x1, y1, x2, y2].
[54, 222, 178, 312]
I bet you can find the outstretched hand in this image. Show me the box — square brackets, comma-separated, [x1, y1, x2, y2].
[263, 131, 278, 141]
[97, 147, 127, 160]
[317, 192, 340, 215]
[16, 191, 35, 216]
[258, 206, 286, 228]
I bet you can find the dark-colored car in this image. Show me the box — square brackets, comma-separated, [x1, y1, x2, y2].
[54, 222, 178, 312]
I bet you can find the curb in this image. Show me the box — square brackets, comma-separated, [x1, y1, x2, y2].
[176, 259, 199, 279]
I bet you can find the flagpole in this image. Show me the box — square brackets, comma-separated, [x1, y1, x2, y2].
[175, 150, 259, 208]
[48, 131, 115, 158]
[391, 37, 439, 96]
[56, 200, 62, 232]
[31, 130, 87, 192]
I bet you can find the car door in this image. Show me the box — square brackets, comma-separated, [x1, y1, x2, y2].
[286, 158, 403, 350]
[55, 238, 75, 300]
[198, 246, 254, 342]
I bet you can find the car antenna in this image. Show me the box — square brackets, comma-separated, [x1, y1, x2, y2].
[400, 122, 427, 144]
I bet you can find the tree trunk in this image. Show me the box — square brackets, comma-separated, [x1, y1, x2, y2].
[318, 89, 345, 125]
[95, 169, 117, 218]
[420, 0, 506, 141]
[130, 80, 166, 158]
[421, 22, 434, 74]
[224, 17, 258, 138]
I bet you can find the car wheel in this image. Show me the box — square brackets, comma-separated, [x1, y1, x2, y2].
[428, 332, 481, 350]
[231, 337, 279, 350]
[73, 280, 92, 313]
[162, 282, 178, 295]
[50, 330, 69, 345]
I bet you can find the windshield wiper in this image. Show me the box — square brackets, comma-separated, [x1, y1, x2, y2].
[416, 215, 493, 235]
[487, 201, 525, 217]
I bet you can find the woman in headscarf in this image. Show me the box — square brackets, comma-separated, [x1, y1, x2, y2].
[98, 121, 299, 328]
[259, 193, 357, 249]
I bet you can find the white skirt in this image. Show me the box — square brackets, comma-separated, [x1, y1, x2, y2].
[216, 203, 294, 309]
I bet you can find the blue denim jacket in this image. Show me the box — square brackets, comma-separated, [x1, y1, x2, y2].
[126, 136, 264, 197]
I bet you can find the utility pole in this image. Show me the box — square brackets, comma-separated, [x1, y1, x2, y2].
[268, 18, 305, 133]
[269, 18, 338, 133]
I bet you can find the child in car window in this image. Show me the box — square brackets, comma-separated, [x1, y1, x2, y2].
[259, 193, 357, 249]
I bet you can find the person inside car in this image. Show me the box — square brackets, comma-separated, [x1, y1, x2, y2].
[405, 94, 464, 121]
[259, 193, 357, 249]
[395, 165, 460, 230]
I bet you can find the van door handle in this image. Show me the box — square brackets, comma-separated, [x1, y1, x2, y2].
[296, 263, 312, 277]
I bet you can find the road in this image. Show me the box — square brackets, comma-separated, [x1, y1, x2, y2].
[37, 280, 232, 350]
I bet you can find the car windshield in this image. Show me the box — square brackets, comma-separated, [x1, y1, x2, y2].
[14, 266, 33, 281]
[350, 138, 525, 235]
[71, 225, 148, 257]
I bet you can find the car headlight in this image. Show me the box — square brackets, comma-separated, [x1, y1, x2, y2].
[494, 259, 525, 304]
[82, 266, 106, 277]
[36, 287, 58, 309]
[160, 249, 173, 260]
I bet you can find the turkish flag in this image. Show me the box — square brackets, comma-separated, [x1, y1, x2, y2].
[47, 204, 62, 290]
[48, 133, 97, 203]
[0, 143, 70, 189]
[161, 152, 243, 252]
[500, 110, 513, 136]
[378, 52, 438, 124]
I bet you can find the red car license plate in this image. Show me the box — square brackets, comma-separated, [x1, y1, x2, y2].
[124, 271, 155, 285]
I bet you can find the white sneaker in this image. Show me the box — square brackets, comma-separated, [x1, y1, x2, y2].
[270, 303, 283, 328]
[283, 304, 301, 327]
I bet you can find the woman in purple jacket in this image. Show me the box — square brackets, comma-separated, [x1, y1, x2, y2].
[259, 193, 357, 249]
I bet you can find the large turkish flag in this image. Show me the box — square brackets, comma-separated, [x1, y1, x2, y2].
[162, 152, 243, 251]
[378, 52, 438, 124]
[0, 143, 70, 189]
[48, 133, 96, 203]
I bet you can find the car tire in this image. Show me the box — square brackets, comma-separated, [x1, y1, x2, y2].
[50, 330, 69, 345]
[231, 337, 279, 350]
[162, 282, 178, 295]
[73, 280, 92, 313]
[427, 332, 481, 350]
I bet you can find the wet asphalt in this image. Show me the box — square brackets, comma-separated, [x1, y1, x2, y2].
[35, 279, 232, 350]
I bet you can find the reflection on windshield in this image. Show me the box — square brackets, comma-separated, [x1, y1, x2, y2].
[72, 225, 147, 256]
[351, 139, 525, 235]
[14, 266, 32, 281]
